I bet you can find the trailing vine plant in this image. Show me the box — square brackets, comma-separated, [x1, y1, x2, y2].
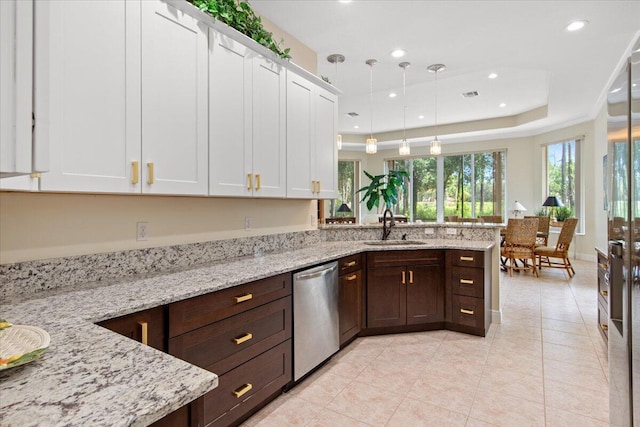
[190, 0, 292, 60]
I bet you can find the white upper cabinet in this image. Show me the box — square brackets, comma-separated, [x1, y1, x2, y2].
[209, 29, 286, 198]
[141, 1, 208, 195]
[0, 0, 44, 179]
[286, 73, 338, 199]
[37, 0, 140, 193]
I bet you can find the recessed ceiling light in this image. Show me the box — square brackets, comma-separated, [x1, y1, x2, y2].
[418, 115, 424, 119]
[488, 73, 498, 79]
[388, 92, 397, 98]
[354, 125, 360, 129]
[499, 103, 507, 108]
[338, 0, 352, 3]
[633, 83, 637, 87]
[390, 49, 407, 58]
[566, 20, 588, 32]
[610, 87, 622, 93]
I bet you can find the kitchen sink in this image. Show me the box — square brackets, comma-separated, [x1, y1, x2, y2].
[364, 240, 426, 246]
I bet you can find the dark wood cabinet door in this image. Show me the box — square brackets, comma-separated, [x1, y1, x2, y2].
[367, 266, 406, 328]
[406, 265, 444, 325]
[339, 270, 362, 345]
[97, 306, 166, 351]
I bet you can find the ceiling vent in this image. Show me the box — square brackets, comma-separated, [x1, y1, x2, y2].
[346, 112, 359, 117]
[461, 91, 479, 98]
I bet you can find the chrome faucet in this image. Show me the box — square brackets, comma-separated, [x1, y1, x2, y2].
[382, 208, 395, 240]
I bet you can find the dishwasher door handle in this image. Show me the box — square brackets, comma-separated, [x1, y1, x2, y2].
[294, 264, 337, 281]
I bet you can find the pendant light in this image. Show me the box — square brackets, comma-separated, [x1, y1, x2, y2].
[365, 59, 378, 154]
[399, 62, 411, 156]
[327, 54, 345, 150]
[427, 63, 446, 156]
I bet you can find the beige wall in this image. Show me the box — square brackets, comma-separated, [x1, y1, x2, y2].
[340, 118, 602, 261]
[0, 192, 316, 264]
[259, 15, 317, 74]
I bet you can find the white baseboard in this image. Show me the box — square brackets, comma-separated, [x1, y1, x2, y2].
[491, 309, 502, 324]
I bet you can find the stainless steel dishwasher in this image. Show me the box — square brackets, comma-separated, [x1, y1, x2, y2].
[293, 261, 339, 382]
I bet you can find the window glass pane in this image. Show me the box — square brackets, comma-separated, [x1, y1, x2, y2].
[333, 160, 356, 217]
[474, 152, 501, 217]
[413, 157, 437, 221]
[547, 140, 576, 211]
[444, 155, 473, 218]
[387, 159, 410, 218]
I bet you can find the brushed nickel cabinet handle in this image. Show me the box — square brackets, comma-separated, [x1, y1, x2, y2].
[346, 274, 357, 281]
[460, 279, 474, 285]
[131, 161, 139, 184]
[137, 321, 148, 345]
[147, 162, 154, 184]
[233, 383, 253, 398]
[460, 308, 474, 315]
[247, 173, 253, 190]
[233, 332, 253, 345]
[234, 293, 253, 303]
[460, 256, 474, 262]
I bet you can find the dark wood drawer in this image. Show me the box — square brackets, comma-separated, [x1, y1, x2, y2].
[339, 269, 362, 345]
[202, 340, 292, 427]
[168, 296, 291, 376]
[450, 266, 484, 298]
[451, 295, 484, 329]
[339, 254, 362, 276]
[367, 250, 444, 268]
[450, 250, 484, 268]
[97, 306, 166, 351]
[169, 273, 291, 338]
[598, 300, 608, 341]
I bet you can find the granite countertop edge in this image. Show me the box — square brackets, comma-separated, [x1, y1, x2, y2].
[0, 239, 495, 427]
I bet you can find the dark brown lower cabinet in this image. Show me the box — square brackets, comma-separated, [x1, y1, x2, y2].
[339, 269, 363, 345]
[97, 306, 166, 351]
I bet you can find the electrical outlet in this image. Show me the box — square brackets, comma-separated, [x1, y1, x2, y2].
[136, 222, 149, 241]
[424, 228, 435, 235]
[446, 228, 457, 235]
[245, 217, 252, 231]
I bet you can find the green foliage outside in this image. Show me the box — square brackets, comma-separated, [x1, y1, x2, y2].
[554, 206, 574, 222]
[547, 141, 576, 212]
[190, 0, 291, 60]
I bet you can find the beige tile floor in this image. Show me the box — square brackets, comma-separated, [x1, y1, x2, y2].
[242, 258, 608, 427]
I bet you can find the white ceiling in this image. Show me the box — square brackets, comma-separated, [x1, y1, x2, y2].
[251, 0, 640, 149]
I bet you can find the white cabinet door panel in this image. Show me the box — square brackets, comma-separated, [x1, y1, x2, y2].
[286, 74, 314, 198]
[141, 1, 208, 195]
[252, 58, 286, 198]
[209, 30, 252, 197]
[314, 89, 338, 199]
[38, 0, 140, 193]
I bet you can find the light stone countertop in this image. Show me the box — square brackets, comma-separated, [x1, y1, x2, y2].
[0, 239, 494, 427]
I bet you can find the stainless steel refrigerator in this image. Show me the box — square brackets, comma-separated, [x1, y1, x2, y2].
[608, 38, 640, 427]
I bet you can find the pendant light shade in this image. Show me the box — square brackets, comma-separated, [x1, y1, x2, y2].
[328, 54, 345, 150]
[399, 61, 411, 156]
[366, 59, 378, 154]
[427, 63, 446, 156]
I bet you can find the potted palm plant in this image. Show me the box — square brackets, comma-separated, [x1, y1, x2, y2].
[357, 170, 408, 224]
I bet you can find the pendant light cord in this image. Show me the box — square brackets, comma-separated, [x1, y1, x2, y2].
[434, 70, 438, 129]
[403, 67, 406, 141]
[370, 64, 374, 140]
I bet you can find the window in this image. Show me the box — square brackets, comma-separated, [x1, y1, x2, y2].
[386, 150, 505, 222]
[544, 139, 581, 228]
[330, 160, 359, 218]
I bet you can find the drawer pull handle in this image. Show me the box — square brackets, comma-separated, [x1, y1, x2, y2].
[317, 180, 321, 193]
[247, 173, 253, 190]
[343, 261, 357, 268]
[600, 290, 608, 297]
[131, 161, 139, 184]
[234, 293, 253, 303]
[460, 256, 474, 262]
[599, 263, 608, 271]
[600, 323, 609, 331]
[346, 274, 357, 281]
[409, 270, 414, 284]
[460, 279, 474, 285]
[137, 321, 148, 346]
[233, 332, 253, 345]
[460, 308, 474, 315]
[147, 162, 154, 184]
[233, 383, 253, 398]
[255, 174, 261, 190]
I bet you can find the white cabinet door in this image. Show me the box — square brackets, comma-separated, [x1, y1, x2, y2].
[209, 30, 252, 197]
[252, 57, 286, 198]
[0, 0, 36, 178]
[37, 0, 140, 193]
[141, 1, 208, 195]
[286, 73, 314, 198]
[314, 88, 338, 199]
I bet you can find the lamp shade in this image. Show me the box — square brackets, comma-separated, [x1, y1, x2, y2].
[542, 196, 564, 207]
[513, 201, 527, 212]
[337, 203, 352, 213]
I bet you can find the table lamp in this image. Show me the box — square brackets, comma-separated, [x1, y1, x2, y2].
[542, 196, 563, 219]
[336, 203, 352, 217]
[512, 201, 527, 218]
